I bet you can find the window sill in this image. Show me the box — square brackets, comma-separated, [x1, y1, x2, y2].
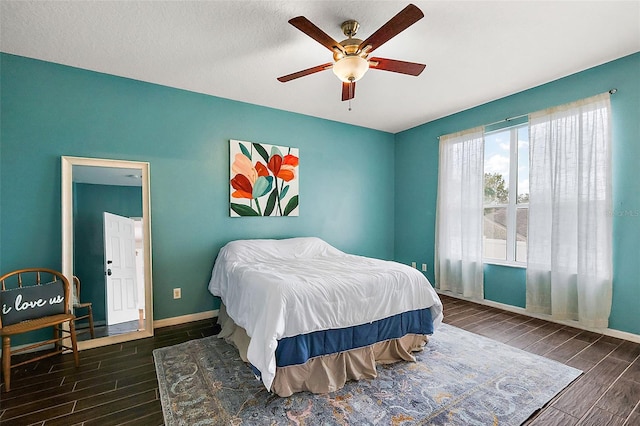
[483, 259, 527, 269]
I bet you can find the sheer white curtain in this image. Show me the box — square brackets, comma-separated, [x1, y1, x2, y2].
[435, 127, 484, 299]
[527, 93, 612, 328]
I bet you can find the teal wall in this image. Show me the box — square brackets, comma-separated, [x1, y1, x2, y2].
[482, 265, 526, 308]
[0, 53, 395, 322]
[74, 183, 143, 323]
[395, 52, 640, 335]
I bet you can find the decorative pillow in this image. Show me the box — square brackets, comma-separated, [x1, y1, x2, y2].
[0, 281, 66, 326]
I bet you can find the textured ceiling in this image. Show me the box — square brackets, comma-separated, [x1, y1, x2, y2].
[1, 1, 639, 133]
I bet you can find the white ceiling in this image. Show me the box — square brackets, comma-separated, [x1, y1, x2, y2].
[1, 1, 639, 133]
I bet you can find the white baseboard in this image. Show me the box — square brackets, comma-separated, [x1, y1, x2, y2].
[153, 309, 219, 329]
[437, 290, 640, 344]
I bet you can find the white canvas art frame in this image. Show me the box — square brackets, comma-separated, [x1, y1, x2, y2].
[229, 140, 299, 217]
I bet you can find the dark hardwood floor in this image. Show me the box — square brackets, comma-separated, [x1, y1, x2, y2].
[1, 295, 638, 425]
[442, 295, 640, 426]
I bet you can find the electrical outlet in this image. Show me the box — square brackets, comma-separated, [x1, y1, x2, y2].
[411, 262, 417, 268]
[173, 288, 181, 299]
[422, 263, 428, 272]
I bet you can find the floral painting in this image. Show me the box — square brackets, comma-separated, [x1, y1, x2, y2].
[229, 140, 299, 217]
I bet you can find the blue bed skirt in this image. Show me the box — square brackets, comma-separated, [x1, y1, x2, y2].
[274, 307, 434, 368]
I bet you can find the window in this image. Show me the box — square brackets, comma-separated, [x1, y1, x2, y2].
[483, 124, 529, 264]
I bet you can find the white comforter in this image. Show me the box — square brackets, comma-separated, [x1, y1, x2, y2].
[208, 237, 443, 391]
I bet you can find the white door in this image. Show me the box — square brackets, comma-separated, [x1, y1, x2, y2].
[104, 212, 139, 325]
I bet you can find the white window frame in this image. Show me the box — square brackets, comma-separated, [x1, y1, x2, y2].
[483, 123, 528, 268]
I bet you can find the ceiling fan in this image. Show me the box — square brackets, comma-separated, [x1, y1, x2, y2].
[277, 4, 426, 103]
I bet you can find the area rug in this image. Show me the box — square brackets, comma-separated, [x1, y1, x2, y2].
[153, 323, 581, 425]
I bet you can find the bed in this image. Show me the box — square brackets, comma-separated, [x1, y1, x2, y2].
[208, 237, 443, 396]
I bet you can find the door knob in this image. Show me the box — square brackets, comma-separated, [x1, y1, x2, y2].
[106, 268, 112, 276]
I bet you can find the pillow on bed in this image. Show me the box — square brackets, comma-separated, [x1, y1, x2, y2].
[218, 237, 344, 263]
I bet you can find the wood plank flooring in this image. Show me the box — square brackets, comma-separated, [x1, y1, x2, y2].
[442, 295, 640, 426]
[1, 295, 638, 425]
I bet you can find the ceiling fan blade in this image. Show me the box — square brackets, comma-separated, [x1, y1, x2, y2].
[358, 4, 424, 54]
[342, 81, 356, 101]
[369, 57, 426, 76]
[289, 16, 345, 54]
[277, 63, 333, 83]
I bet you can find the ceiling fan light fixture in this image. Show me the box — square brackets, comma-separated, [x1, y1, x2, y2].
[332, 56, 369, 83]
[279, 5, 425, 100]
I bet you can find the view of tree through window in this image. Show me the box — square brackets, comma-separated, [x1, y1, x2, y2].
[484, 172, 509, 204]
[483, 124, 529, 263]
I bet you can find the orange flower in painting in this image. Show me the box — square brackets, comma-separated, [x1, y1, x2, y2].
[267, 155, 282, 177]
[279, 154, 299, 182]
[268, 154, 299, 182]
[255, 161, 269, 178]
[230, 174, 253, 199]
[230, 154, 270, 199]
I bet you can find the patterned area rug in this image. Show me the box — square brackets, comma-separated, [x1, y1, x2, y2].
[153, 323, 581, 425]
